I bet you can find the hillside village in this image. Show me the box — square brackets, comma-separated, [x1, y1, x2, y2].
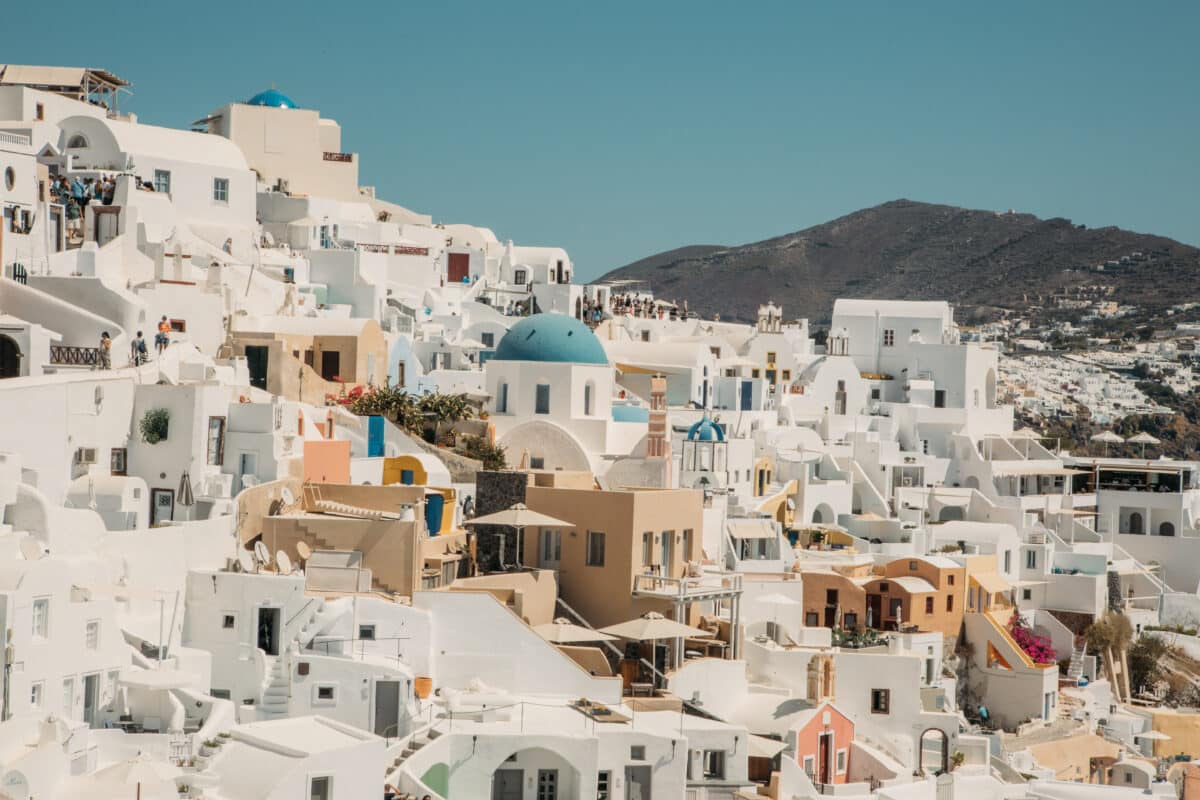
[2, 64, 1200, 800]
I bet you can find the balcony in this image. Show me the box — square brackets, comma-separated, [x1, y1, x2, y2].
[632, 571, 743, 602]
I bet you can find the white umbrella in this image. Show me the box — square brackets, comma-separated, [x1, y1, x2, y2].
[756, 592, 800, 628]
[533, 617, 617, 644]
[463, 503, 573, 568]
[1090, 430, 1124, 456]
[1126, 431, 1160, 458]
[93, 752, 180, 800]
[1134, 730, 1171, 741]
[599, 611, 711, 688]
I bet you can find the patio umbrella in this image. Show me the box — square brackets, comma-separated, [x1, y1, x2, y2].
[1126, 431, 1160, 458]
[533, 617, 617, 644]
[1090, 430, 1124, 456]
[463, 503, 572, 568]
[756, 593, 800, 627]
[176, 470, 195, 521]
[93, 752, 180, 800]
[599, 611, 711, 688]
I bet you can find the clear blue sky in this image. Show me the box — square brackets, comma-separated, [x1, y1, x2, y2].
[7, 1, 1198, 279]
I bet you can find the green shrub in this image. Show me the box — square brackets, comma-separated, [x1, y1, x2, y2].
[140, 408, 170, 444]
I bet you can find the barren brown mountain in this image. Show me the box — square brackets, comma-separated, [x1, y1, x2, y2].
[597, 200, 1200, 323]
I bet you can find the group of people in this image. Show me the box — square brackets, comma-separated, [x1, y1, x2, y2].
[50, 174, 116, 239]
[97, 316, 173, 369]
[608, 292, 688, 321]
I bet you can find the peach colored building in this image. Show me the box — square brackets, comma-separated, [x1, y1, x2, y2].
[232, 316, 388, 404]
[520, 484, 743, 658]
[793, 702, 855, 786]
[303, 439, 351, 484]
[801, 555, 965, 636]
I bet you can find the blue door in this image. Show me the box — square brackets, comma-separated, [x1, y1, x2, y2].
[740, 380, 753, 410]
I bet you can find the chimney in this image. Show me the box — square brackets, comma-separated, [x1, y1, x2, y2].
[646, 373, 671, 487]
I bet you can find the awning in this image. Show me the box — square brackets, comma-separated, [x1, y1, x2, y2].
[992, 465, 1086, 477]
[970, 572, 1011, 594]
[727, 519, 776, 539]
[749, 734, 788, 759]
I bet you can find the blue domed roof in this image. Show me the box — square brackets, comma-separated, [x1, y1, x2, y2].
[493, 314, 609, 366]
[687, 416, 724, 442]
[246, 88, 297, 109]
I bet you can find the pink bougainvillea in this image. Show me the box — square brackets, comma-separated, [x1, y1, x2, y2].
[1008, 612, 1057, 664]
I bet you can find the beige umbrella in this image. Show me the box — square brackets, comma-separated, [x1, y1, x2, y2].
[463, 503, 572, 568]
[1126, 431, 1160, 458]
[1090, 430, 1124, 456]
[93, 752, 180, 800]
[534, 617, 617, 644]
[599, 611, 711, 688]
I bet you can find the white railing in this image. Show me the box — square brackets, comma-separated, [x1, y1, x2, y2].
[0, 131, 32, 146]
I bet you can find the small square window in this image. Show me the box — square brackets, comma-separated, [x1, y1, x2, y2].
[31, 681, 44, 708]
[222, 614, 236, 630]
[481, 332, 495, 348]
[924, 597, 934, 614]
[871, 688, 890, 714]
[909, 561, 918, 570]
[630, 745, 645, 760]
[766, 352, 777, 364]
[947, 574, 955, 586]
[153, 169, 171, 194]
[836, 748, 847, 774]
[751, 369, 760, 378]
[358, 624, 376, 641]
[879, 582, 889, 592]
[782, 370, 791, 380]
[1022, 588, 1032, 601]
[316, 685, 336, 701]
[806, 612, 819, 627]
[803, 755, 816, 778]
[213, 177, 229, 203]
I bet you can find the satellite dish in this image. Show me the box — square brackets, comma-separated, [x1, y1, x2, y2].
[281, 487, 295, 506]
[295, 541, 312, 563]
[276, 551, 292, 576]
[236, 550, 254, 574]
[18, 538, 42, 561]
[254, 541, 271, 571]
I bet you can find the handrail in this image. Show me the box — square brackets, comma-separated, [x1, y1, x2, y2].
[285, 597, 319, 630]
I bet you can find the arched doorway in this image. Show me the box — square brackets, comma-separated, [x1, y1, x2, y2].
[812, 504, 834, 525]
[1129, 512, 1144, 535]
[938, 506, 965, 523]
[919, 728, 949, 774]
[0, 335, 20, 378]
[491, 747, 580, 800]
[1159, 521, 1175, 537]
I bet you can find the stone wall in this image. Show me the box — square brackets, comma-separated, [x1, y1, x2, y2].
[473, 470, 530, 571]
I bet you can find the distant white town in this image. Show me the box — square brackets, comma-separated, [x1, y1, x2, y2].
[1, 65, 1199, 800]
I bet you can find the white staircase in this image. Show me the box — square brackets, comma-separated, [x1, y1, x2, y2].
[259, 656, 290, 719]
[385, 725, 442, 783]
[1067, 638, 1087, 683]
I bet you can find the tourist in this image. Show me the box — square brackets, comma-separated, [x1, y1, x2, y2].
[70, 175, 85, 205]
[66, 198, 82, 239]
[156, 315, 171, 355]
[98, 331, 112, 369]
[131, 331, 148, 365]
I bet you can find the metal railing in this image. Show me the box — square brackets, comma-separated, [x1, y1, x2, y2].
[632, 571, 743, 598]
[49, 344, 100, 366]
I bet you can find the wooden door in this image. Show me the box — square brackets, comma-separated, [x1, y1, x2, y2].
[448, 252, 470, 284]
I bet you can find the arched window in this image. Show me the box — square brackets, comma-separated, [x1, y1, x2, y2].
[583, 381, 594, 416]
[66, 133, 90, 149]
[1128, 512, 1144, 535]
[1159, 521, 1175, 537]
